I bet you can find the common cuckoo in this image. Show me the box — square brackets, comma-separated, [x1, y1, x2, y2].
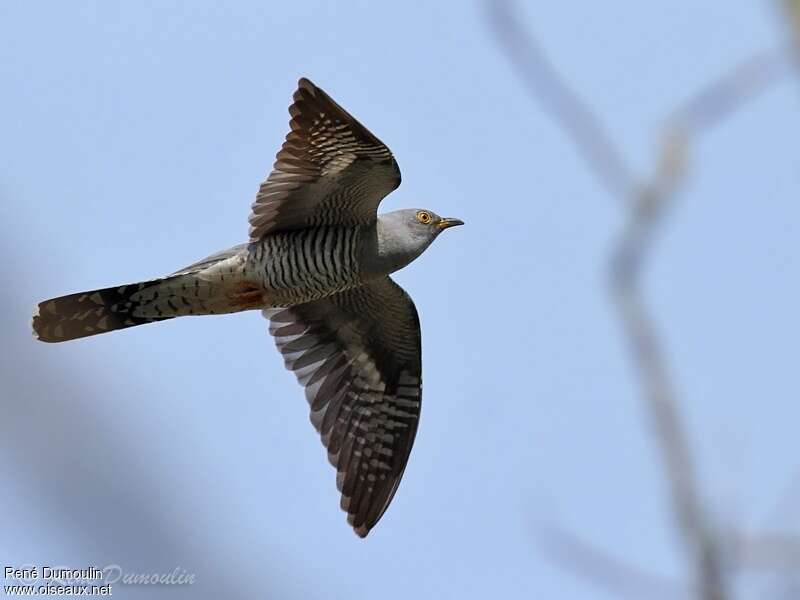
[32, 77, 463, 537]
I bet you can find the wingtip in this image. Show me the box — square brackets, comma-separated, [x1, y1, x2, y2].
[347, 511, 373, 539]
[292, 78, 317, 106]
[345, 507, 371, 538]
[297, 77, 315, 91]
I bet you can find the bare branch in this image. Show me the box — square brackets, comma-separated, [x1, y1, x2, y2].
[610, 44, 788, 597]
[487, 0, 637, 201]
[610, 175, 730, 600]
[539, 524, 689, 600]
[488, 2, 792, 598]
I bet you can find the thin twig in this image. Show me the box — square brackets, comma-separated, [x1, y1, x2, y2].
[540, 523, 689, 600]
[671, 49, 789, 133]
[487, 0, 637, 201]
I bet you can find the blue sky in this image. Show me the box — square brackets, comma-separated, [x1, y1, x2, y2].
[2, 2, 799, 598]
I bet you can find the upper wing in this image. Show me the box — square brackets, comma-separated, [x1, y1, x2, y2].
[249, 78, 401, 240]
[264, 277, 421, 537]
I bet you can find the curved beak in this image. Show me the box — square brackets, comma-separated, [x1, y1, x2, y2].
[436, 217, 465, 231]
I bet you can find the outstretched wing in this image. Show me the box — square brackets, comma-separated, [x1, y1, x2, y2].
[264, 277, 421, 537]
[249, 78, 401, 240]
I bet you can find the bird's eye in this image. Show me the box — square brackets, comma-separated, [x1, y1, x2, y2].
[416, 211, 432, 225]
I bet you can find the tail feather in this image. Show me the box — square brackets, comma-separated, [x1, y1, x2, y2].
[33, 249, 259, 343]
[33, 279, 175, 343]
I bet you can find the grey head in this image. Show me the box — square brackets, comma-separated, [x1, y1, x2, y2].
[368, 208, 464, 276]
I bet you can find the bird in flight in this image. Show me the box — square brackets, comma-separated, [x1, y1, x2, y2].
[32, 77, 463, 537]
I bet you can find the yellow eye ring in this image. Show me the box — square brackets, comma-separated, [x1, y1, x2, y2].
[416, 211, 432, 225]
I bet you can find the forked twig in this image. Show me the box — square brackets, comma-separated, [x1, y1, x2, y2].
[488, 1, 791, 597]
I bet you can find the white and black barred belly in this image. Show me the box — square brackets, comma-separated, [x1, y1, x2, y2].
[248, 226, 366, 306]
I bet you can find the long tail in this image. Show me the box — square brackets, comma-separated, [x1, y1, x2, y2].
[33, 267, 260, 343]
[33, 279, 178, 342]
